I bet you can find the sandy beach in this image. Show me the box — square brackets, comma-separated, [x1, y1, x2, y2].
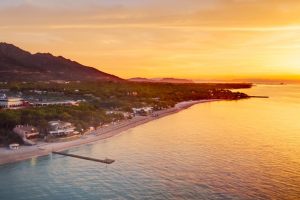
[0, 99, 219, 165]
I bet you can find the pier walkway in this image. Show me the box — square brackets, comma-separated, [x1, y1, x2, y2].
[52, 151, 115, 164]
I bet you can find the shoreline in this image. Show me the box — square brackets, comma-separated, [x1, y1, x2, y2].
[0, 99, 219, 166]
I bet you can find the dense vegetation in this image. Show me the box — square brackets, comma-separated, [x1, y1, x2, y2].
[0, 103, 123, 145]
[0, 81, 251, 145]
[4, 81, 251, 109]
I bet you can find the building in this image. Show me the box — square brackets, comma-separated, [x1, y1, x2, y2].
[0, 95, 24, 108]
[13, 125, 39, 139]
[132, 107, 153, 116]
[106, 110, 132, 118]
[13, 125, 39, 145]
[48, 121, 78, 137]
[31, 100, 79, 107]
[0, 93, 6, 99]
[9, 143, 20, 150]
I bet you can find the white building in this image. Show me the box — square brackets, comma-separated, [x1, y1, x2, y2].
[106, 110, 132, 118]
[132, 107, 153, 115]
[9, 143, 20, 150]
[31, 100, 78, 107]
[0, 95, 24, 108]
[48, 121, 78, 137]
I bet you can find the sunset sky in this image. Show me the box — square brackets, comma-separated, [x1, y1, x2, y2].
[1, 0, 300, 81]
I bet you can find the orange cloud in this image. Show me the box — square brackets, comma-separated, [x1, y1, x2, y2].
[0, 0, 300, 80]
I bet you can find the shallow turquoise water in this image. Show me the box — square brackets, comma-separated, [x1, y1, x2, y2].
[0, 85, 300, 199]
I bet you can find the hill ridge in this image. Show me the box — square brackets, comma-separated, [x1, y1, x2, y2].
[0, 42, 122, 82]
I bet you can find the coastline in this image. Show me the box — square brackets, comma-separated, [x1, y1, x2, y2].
[0, 99, 219, 166]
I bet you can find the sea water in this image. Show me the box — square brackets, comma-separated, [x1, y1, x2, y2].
[0, 84, 299, 199]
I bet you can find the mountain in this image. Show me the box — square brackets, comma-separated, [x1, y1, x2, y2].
[128, 77, 194, 83]
[0, 42, 122, 82]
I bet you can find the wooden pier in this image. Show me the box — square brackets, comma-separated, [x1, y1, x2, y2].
[52, 151, 115, 164]
[250, 96, 269, 98]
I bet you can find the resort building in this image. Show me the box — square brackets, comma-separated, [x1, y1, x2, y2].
[30, 100, 79, 107]
[13, 125, 39, 139]
[13, 125, 39, 145]
[106, 110, 132, 118]
[9, 143, 20, 150]
[0, 93, 6, 99]
[0, 94, 24, 108]
[48, 121, 78, 137]
[132, 107, 153, 116]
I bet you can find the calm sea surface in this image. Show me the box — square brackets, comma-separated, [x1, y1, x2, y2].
[0, 84, 300, 200]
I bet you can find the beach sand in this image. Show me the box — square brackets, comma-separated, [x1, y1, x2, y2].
[0, 99, 219, 165]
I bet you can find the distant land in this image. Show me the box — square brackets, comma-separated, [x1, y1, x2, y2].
[0, 42, 121, 82]
[128, 77, 194, 83]
[194, 78, 295, 85]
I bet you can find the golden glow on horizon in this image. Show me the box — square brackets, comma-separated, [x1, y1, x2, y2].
[1, 0, 300, 80]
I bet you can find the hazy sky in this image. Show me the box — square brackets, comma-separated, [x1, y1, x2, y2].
[1, 0, 300, 80]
